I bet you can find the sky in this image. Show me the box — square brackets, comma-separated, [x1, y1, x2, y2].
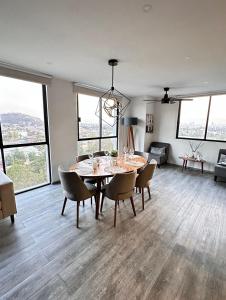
[180, 95, 226, 124]
[0, 76, 44, 120]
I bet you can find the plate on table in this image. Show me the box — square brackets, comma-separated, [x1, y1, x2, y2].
[104, 166, 127, 174]
[75, 166, 93, 175]
[126, 161, 145, 167]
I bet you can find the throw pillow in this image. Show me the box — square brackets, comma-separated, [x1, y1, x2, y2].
[218, 154, 226, 166]
[150, 147, 165, 155]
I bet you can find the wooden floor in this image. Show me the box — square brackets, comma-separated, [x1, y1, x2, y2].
[1, 166, 226, 300]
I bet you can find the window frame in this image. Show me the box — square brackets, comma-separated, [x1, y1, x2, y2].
[77, 93, 119, 151]
[176, 94, 226, 143]
[0, 84, 51, 194]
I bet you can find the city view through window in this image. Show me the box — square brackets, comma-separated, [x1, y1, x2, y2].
[77, 94, 118, 154]
[0, 76, 50, 192]
[177, 95, 226, 141]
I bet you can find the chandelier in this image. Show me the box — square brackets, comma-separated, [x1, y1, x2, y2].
[96, 59, 131, 127]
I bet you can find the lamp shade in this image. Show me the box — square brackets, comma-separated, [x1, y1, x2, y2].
[121, 117, 138, 126]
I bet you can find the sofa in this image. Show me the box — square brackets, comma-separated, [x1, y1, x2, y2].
[0, 171, 17, 223]
[214, 149, 226, 182]
[148, 142, 170, 167]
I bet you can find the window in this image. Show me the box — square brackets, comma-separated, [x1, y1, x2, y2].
[177, 94, 226, 141]
[77, 93, 118, 154]
[0, 76, 50, 192]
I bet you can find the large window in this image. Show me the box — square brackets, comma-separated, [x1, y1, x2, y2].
[0, 76, 50, 192]
[177, 94, 226, 142]
[77, 94, 118, 154]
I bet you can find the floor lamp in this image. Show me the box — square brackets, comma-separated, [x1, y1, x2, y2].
[122, 117, 138, 150]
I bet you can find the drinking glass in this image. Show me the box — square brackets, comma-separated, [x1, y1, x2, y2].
[88, 153, 93, 160]
[123, 146, 128, 155]
[129, 148, 134, 157]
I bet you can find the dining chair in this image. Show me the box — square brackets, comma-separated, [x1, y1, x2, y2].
[100, 171, 136, 227]
[58, 166, 97, 228]
[135, 163, 156, 210]
[77, 154, 90, 162]
[134, 150, 149, 161]
[93, 151, 106, 157]
[76, 153, 96, 204]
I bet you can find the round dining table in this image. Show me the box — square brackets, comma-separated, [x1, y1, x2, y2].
[70, 154, 147, 220]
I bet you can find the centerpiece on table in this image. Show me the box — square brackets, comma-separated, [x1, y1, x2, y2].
[189, 141, 203, 160]
[110, 150, 118, 166]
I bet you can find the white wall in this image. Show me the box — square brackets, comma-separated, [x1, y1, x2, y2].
[128, 99, 225, 171]
[47, 78, 77, 182]
[153, 102, 224, 171]
[125, 99, 154, 152]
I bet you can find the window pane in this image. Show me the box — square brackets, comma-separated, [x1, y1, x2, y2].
[78, 94, 100, 139]
[101, 138, 117, 151]
[102, 100, 117, 137]
[178, 97, 209, 139]
[0, 76, 46, 145]
[4, 145, 49, 192]
[0, 153, 3, 171]
[78, 140, 99, 155]
[206, 95, 226, 141]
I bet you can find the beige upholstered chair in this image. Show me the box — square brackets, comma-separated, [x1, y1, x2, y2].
[0, 171, 17, 223]
[93, 151, 106, 157]
[77, 154, 90, 162]
[135, 163, 156, 210]
[100, 171, 136, 227]
[134, 151, 149, 161]
[58, 166, 97, 228]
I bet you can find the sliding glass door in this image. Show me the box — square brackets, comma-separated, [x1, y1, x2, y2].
[0, 76, 50, 192]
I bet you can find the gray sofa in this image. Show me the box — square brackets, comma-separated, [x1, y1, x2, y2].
[214, 149, 226, 182]
[148, 142, 170, 167]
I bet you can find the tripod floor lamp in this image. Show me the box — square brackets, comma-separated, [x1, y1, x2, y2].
[122, 117, 138, 150]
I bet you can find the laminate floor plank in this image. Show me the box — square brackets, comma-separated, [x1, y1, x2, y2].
[1, 165, 226, 300]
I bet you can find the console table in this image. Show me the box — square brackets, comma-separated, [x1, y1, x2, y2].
[179, 156, 206, 174]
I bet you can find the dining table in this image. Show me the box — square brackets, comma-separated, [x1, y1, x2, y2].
[69, 154, 147, 220]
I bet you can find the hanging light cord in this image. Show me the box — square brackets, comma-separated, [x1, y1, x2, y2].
[111, 64, 114, 90]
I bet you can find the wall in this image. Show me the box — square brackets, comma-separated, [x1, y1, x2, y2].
[152, 102, 225, 172]
[47, 78, 77, 182]
[129, 98, 224, 172]
[48, 82, 126, 182]
[125, 99, 155, 152]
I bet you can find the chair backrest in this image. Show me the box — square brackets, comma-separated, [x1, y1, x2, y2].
[136, 163, 156, 187]
[134, 151, 149, 161]
[58, 166, 91, 201]
[106, 171, 136, 200]
[93, 151, 106, 157]
[77, 154, 89, 162]
[218, 149, 226, 163]
[149, 142, 170, 159]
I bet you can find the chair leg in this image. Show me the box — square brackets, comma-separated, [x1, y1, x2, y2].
[61, 197, 67, 215]
[83, 200, 85, 207]
[141, 188, 144, 210]
[130, 197, 136, 216]
[114, 200, 117, 227]
[76, 201, 80, 228]
[214, 176, 217, 182]
[147, 186, 151, 199]
[10, 215, 15, 224]
[100, 192, 105, 212]
[91, 197, 93, 205]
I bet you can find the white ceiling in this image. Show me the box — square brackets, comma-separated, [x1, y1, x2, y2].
[0, 0, 226, 97]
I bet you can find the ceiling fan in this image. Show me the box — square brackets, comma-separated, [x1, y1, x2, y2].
[144, 87, 193, 104]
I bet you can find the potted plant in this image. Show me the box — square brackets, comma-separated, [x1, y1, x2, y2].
[110, 150, 118, 157]
[110, 150, 118, 166]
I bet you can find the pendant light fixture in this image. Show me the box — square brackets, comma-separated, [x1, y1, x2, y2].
[96, 59, 131, 127]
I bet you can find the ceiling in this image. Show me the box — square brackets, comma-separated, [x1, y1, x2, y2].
[0, 0, 226, 97]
